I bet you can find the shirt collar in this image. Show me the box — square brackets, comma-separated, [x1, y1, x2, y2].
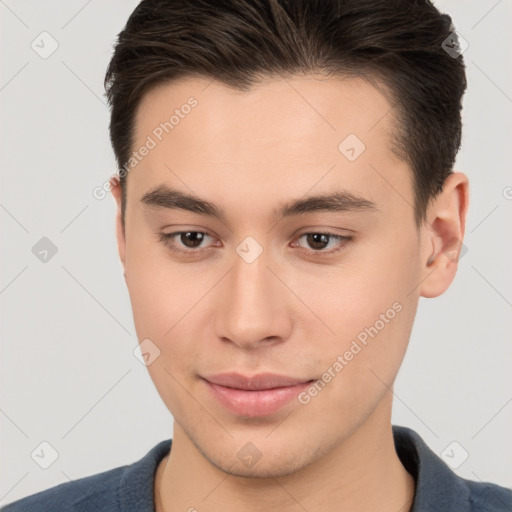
[116, 426, 472, 512]
[392, 425, 471, 511]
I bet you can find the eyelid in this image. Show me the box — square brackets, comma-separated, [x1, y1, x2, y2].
[158, 229, 354, 257]
[158, 230, 218, 253]
[292, 232, 353, 257]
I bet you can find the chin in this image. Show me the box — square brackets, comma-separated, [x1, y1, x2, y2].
[195, 433, 328, 479]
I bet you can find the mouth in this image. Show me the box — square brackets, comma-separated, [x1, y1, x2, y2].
[201, 372, 315, 417]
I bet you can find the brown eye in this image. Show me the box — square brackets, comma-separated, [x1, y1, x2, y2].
[295, 232, 352, 254]
[304, 233, 330, 250]
[158, 231, 216, 253]
[179, 231, 206, 248]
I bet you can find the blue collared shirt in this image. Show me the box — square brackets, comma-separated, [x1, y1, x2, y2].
[2, 425, 511, 511]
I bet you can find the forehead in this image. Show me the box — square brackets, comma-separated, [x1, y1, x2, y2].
[134, 73, 397, 152]
[128, 74, 411, 221]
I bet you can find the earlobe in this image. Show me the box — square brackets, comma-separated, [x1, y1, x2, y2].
[419, 172, 469, 298]
[110, 176, 127, 278]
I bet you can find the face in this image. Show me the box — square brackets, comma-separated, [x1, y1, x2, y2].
[112, 74, 439, 477]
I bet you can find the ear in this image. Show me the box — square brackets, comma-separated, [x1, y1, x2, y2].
[110, 176, 127, 279]
[419, 172, 469, 298]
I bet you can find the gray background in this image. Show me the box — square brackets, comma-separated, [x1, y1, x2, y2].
[1, 0, 511, 505]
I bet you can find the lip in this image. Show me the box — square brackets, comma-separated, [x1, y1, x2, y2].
[202, 372, 314, 417]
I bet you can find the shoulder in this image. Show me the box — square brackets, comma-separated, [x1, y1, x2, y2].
[0, 465, 126, 512]
[465, 479, 512, 512]
[392, 425, 512, 512]
[1, 439, 172, 512]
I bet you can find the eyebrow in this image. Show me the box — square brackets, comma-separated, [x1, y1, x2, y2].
[140, 184, 378, 223]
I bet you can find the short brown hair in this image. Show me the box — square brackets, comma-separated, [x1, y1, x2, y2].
[104, 0, 467, 227]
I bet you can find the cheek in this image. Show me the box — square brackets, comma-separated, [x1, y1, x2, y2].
[297, 298, 417, 429]
[125, 242, 217, 366]
[298, 229, 419, 331]
[297, 231, 420, 395]
[124, 232, 195, 337]
[125, 248, 206, 420]
[126, 268, 172, 340]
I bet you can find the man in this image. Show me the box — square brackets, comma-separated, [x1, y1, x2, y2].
[3, 0, 511, 511]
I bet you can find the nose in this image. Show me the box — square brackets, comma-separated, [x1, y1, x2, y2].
[213, 244, 292, 350]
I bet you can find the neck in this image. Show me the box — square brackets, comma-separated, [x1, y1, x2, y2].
[155, 395, 415, 512]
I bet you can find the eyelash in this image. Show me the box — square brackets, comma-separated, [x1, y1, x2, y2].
[157, 230, 354, 258]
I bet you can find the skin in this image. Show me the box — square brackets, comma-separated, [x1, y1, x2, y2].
[110, 74, 469, 512]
